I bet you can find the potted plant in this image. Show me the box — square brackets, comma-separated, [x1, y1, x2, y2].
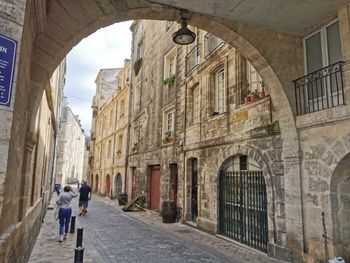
[259, 81, 266, 98]
[250, 90, 259, 101]
[244, 83, 251, 103]
[162, 131, 174, 144]
[163, 74, 176, 87]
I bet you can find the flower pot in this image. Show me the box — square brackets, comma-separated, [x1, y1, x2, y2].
[244, 96, 251, 103]
[251, 95, 259, 102]
[260, 91, 266, 98]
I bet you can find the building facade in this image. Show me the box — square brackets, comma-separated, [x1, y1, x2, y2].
[122, 17, 350, 262]
[90, 61, 131, 197]
[55, 98, 85, 185]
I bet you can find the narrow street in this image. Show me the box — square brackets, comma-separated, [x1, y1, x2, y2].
[29, 192, 284, 263]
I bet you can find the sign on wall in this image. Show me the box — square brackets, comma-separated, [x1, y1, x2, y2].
[0, 34, 17, 107]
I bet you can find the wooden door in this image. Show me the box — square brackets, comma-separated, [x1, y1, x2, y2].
[131, 168, 137, 200]
[106, 174, 111, 196]
[150, 166, 161, 210]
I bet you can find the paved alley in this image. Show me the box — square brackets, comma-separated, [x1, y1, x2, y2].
[29, 193, 285, 263]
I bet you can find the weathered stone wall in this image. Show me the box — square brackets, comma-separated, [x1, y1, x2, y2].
[127, 20, 180, 208]
[0, 0, 56, 261]
[291, 6, 350, 262]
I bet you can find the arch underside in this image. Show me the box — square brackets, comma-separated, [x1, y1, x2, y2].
[27, 0, 302, 258]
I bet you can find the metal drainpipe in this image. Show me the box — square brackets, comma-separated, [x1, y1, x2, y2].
[124, 67, 133, 193]
[182, 44, 188, 222]
[171, 44, 180, 201]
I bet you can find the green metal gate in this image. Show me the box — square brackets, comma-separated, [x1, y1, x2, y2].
[219, 170, 268, 252]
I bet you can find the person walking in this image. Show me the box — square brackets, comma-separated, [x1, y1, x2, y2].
[54, 184, 60, 196]
[79, 181, 91, 216]
[56, 185, 77, 242]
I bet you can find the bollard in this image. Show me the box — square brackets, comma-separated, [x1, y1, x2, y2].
[74, 247, 84, 263]
[70, 216, 76, 233]
[76, 228, 84, 248]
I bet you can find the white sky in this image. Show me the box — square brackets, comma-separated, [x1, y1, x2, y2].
[64, 21, 133, 135]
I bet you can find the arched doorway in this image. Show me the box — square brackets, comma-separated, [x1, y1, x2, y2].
[186, 158, 198, 223]
[106, 174, 111, 197]
[218, 155, 268, 252]
[95, 174, 99, 193]
[90, 174, 94, 190]
[115, 173, 122, 198]
[331, 152, 350, 261]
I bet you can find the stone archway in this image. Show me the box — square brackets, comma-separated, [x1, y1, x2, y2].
[24, 2, 301, 221]
[213, 144, 281, 256]
[26, 6, 302, 254]
[218, 154, 268, 252]
[330, 152, 350, 261]
[0, 1, 308, 261]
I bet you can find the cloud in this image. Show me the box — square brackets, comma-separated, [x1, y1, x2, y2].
[64, 21, 133, 134]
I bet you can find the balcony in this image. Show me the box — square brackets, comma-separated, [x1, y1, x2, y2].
[293, 61, 345, 116]
[185, 44, 201, 76]
[204, 33, 224, 58]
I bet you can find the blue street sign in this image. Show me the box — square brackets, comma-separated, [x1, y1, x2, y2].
[0, 34, 17, 107]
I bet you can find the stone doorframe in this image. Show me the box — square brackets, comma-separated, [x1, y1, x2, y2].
[215, 144, 291, 259]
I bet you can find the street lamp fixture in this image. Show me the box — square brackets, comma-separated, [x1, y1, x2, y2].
[172, 18, 196, 45]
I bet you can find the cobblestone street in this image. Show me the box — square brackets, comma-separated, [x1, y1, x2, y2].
[29, 193, 286, 263]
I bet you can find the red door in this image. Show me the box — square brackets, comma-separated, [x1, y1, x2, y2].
[106, 174, 111, 197]
[131, 168, 137, 200]
[150, 166, 161, 210]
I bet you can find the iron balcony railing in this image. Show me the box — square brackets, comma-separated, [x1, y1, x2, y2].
[204, 32, 224, 58]
[293, 61, 345, 116]
[185, 44, 201, 75]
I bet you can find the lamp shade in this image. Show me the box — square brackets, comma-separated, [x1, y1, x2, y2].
[172, 21, 196, 45]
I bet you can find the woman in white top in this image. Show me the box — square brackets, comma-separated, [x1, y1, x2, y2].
[56, 185, 77, 242]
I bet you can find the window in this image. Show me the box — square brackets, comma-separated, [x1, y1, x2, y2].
[204, 33, 224, 57]
[109, 109, 113, 127]
[117, 135, 123, 154]
[164, 48, 176, 78]
[134, 82, 141, 113]
[214, 68, 226, 114]
[120, 100, 125, 117]
[163, 109, 175, 142]
[247, 60, 262, 92]
[137, 39, 144, 60]
[167, 112, 174, 132]
[192, 85, 200, 124]
[304, 21, 341, 97]
[108, 140, 111, 157]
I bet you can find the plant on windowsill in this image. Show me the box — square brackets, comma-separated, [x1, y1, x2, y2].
[259, 81, 266, 98]
[162, 131, 174, 144]
[163, 74, 176, 87]
[250, 90, 260, 102]
[244, 83, 251, 103]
